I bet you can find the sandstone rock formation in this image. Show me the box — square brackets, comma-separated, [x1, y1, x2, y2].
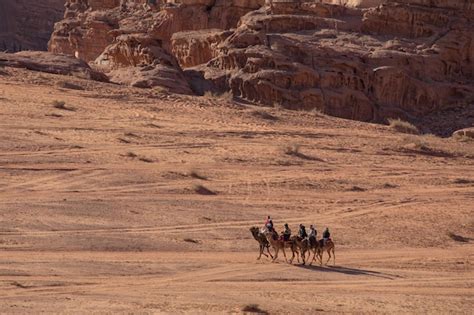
[48, 0, 473, 123]
[453, 128, 474, 139]
[0, 51, 108, 81]
[0, 0, 64, 52]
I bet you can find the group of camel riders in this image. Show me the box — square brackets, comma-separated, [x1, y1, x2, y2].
[264, 216, 331, 246]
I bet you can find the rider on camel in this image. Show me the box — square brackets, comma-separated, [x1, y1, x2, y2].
[265, 216, 274, 232]
[298, 224, 308, 240]
[281, 223, 291, 241]
[309, 225, 317, 246]
[323, 227, 331, 245]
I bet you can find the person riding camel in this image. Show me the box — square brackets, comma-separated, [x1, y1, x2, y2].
[309, 225, 317, 246]
[281, 223, 291, 242]
[265, 216, 274, 232]
[298, 224, 308, 240]
[323, 227, 331, 245]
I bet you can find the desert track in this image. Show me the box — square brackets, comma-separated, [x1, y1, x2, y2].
[0, 68, 473, 313]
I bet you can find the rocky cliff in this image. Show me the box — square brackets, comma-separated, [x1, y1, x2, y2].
[0, 0, 65, 52]
[48, 0, 473, 123]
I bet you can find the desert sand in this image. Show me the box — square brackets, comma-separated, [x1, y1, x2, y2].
[0, 68, 473, 313]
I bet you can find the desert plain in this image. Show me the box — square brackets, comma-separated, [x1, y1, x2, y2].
[0, 68, 473, 313]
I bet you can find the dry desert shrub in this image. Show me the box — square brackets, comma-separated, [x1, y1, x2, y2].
[251, 110, 278, 121]
[183, 238, 200, 244]
[188, 170, 207, 180]
[447, 232, 470, 243]
[284, 144, 301, 156]
[241, 304, 269, 314]
[55, 80, 84, 90]
[203, 90, 233, 101]
[388, 118, 419, 135]
[283, 144, 321, 161]
[52, 100, 75, 111]
[193, 184, 216, 195]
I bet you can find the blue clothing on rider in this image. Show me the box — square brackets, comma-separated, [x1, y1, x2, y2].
[265, 216, 274, 232]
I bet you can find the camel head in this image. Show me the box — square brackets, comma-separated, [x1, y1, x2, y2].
[249, 227, 260, 239]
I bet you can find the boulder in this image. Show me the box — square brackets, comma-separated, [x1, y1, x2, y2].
[0, 51, 108, 82]
[453, 128, 474, 139]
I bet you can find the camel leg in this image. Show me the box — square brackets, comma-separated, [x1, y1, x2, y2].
[300, 249, 306, 265]
[266, 246, 273, 259]
[282, 248, 288, 263]
[290, 246, 297, 264]
[309, 249, 316, 266]
[257, 245, 263, 260]
[272, 248, 279, 262]
[332, 247, 336, 265]
[326, 249, 331, 265]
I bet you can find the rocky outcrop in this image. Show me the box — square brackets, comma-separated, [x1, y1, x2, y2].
[0, 0, 64, 52]
[453, 128, 474, 139]
[47, 0, 473, 123]
[0, 51, 108, 81]
[96, 34, 193, 93]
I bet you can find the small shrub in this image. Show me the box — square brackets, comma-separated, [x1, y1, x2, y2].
[388, 118, 419, 135]
[189, 170, 207, 180]
[46, 113, 63, 118]
[203, 90, 233, 101]
[125, 132, 139, 138]
[453, 178, 473, 184]
[56, 81, 84, 90]
[348, 186, 366, 192]
[241, 304, 269, 314]
[193, 184, 216, 195]
[118, 138, 131, 143]
[138, 157, 154, 163]
[52, 100, 74, 111]
[125, 152, 137, 158]
[448, 232, 470, 243]
[251, 110, 278, 121]
[283, 144, 321, 161]
[183, 238, 200, 244]
[284, 144, 301, 156]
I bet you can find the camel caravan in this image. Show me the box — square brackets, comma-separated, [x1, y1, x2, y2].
[250, 216, 335, 266]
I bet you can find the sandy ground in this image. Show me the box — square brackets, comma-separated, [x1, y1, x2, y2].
[0, 68, 473, 313]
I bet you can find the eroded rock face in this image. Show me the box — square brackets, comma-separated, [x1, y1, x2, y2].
[47, 0, 473, 122]
[187, 0, 473, 121]
[96, 34, 193, 93]
[0, 0, 64, 52]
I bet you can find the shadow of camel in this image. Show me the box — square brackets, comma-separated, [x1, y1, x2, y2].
[296, 264, 401, 280]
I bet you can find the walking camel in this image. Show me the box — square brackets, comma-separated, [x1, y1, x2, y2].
[249, 227, 273, 260]
[311, 238, 336, 266]
[263, 229, 299, 263]
[290, 236, 311, 265]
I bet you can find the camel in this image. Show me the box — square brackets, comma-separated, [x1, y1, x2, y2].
[312, 238, 336, 266]
[263, 229, 298, 263]
[249, 227, 273, 260]
[307, 236, 322, 266]
[290, 236, 311, 265]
